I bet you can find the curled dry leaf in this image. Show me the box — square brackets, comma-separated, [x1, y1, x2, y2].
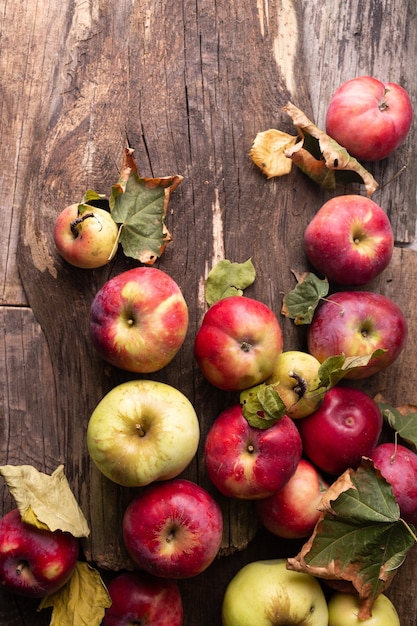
[249, 129, 297, 178]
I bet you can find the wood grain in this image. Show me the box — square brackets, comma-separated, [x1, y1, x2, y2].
[1, 0, 416, 624]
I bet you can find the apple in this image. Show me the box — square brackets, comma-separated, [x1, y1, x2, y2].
[87, 379, 200, 487]
[328, 591, 400, 625]
[89, 266, 189, 373]
[307, 291, 408, 379]
[194, 295, 283, 391]
[266, 350, 325, 419]
[371, 442, 417, 524]
[304, 195, 394, 286]
[204, 404, 302, 499]
[53, 203, 119, 269]
[325, 76, 413, 162]
[222, 559, 329, 626]
[122, 478, 223, 579]
[255, 458, 328, 539]
[0, 508, 79, 598]
[298, 386, 383, 476]
[102, 571, 183, 626]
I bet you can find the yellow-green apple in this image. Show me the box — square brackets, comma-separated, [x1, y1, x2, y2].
[102, 571, 183, 626]
[266, 350, 325, 419]
[325, 76, 413, 162]
[89, 266, 189, 373]
[204, 404, 302, 500]
[307, 291, 407, 379]
[371, 442, 417, 525]
[304, 195, 393, 286]
[194, 295, 283, 391]
[0, 508, 79, 598]
[53, 203, 119, 269]
[328, 591, 400, 626]
[204, 404, 302, 499]
[255, 458, 328, 539]
[122, 478, 223, 579]
[222, 559, 329, 626]
[298, 386, 383, 476]
[87, 380, 200, 487]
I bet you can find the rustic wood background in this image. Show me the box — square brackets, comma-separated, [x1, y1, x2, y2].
[1, 0, 416, 623]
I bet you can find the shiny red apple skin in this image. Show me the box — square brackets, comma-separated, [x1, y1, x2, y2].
[0, 509, 79, 598]
[102, 571, 183, 626]
[89, 267, 188, 373]
[298, 386, 383, 476]
[255, 458, 328, 539]
[307, 291, 407, 379]
[194, 296, 283, 391]
[204, 404, 302, 499]
[122, 479, 223, 579]
[371, 443, 417, 524]
[304, 195, 394, 286]
[325, 76, 413, 161]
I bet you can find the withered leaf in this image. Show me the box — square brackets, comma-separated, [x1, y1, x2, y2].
[205, 258, 256, 306]
[249, 129, 297, 178]
[287, 460, 415, 620]
[110, 148, 183, 264]
[0, 464, 90, 537]
[38, 562, 111, 626]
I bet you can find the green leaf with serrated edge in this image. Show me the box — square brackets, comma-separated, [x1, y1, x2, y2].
[316, 350, 388, 390]
[287, 461, 415, 619]
[205, 258, 256, 306]
[240, 383, 286, 429]
[282, 272, 329, 325]
[0, 465, 90, 538]
[109, 148, 182, 264]
[378, 402, 417, 451]
[38, 562, 111, 626]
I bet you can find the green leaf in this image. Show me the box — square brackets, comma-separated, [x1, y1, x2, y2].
[240, 383, 286, 429]
[317, 350, 388, 390]
[0, 465, 90, 538]
[205, 258, 256, 306]
[109, 148, 183, 264]
[378, 402, 417, 451]
[38, 562, 111, 626]
[287, 461, 415, 620]
[281, 272, 329, 325]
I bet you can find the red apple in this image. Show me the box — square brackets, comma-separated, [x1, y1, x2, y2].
[307, 291, 407, 379]
[298, 386, 383, 476]
[102, 571, 183, 626]
[325, 76, 413, 161]
[122, 479, 223, 579]
[89, 266, 188, 373]
[53, 203, 119, 269]
[194, 296, 283, 391]
[0, 508, 79, 598]
[204, 404, 302, 499]
[371, 443, 417, 524]
[255, 458, 328, 539]
[304, 195, 394, 286]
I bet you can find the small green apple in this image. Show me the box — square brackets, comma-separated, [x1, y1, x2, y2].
[222, 559, 328, 626]
[267, 350, 325, 419]
[328, 592, 400, 626]
[87, 380, 200, 487]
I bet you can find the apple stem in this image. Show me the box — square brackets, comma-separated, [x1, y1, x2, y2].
[16, 560, 29, 576]
[136, 423, 146, 437]
[289, 371, 307, 399]
[70, 212, 97, 237]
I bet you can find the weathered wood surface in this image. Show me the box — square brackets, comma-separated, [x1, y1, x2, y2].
[1, 0, 417, 624]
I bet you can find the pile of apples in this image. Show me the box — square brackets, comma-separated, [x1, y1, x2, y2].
[0, 75, 414, 625]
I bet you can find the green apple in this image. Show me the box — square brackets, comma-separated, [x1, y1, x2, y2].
[267, 350, 325, 419]
[87, 380, 200, 487]
[222, 559, 328, 626]
[328, 592, 400, 626]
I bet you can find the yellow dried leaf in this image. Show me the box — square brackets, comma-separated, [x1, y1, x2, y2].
[250, 129, 297, 178]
